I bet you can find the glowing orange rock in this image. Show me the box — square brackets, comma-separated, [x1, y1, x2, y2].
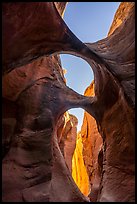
[72, 132, 90, 196]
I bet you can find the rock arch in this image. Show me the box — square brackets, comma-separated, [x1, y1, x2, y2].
[2, 2, 135, 202]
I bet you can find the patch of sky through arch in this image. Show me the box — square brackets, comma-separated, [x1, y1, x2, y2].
[60, 2, 121, 131]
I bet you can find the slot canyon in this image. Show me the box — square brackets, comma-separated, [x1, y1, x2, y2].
[2, 2, 135, 202]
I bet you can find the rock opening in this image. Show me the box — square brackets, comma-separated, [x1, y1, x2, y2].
[2, 2, 135, 202]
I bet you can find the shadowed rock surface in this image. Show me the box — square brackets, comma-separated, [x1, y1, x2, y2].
[2, 2, 135, 202]
[57, 112, 78, 173]
[86, 3, 134, 201]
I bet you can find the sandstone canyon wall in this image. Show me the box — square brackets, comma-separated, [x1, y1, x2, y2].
[79, 2, 135, 201]
[2, 3, 89, 202]
[80, 81, 103, 201]
[57, 112, 78, 173]
[86, 2, 135, 202]
[72, 132, 91, 197]
[2, 2, 135, 202]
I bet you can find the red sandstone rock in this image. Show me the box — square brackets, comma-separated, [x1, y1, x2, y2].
[108, 2, 135, 36]
[2, 2, 89, 74]
[2, 2, 67, 73]
[85, 3, 135, 202]
[2, 55, 90, 202]
[80, 81, 103, 201]
[57, 113, 78, 173]
[2, 2, 135, 202]
[2, 3, 90, 202]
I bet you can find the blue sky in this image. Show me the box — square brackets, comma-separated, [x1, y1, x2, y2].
[60, 2, 121, 131]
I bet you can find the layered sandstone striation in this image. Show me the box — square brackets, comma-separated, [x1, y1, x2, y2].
[80, 81, 103, 201]
[108, 2, 135, 36]
[2, 55, 90, 202]
[57, 113, 91, 196]
[57, 112, 78, 173]
[2, 3, 90, 202]
[85, 2, 135, 202]
[72, 132, 90, 197]
[2, 2, 135, 202]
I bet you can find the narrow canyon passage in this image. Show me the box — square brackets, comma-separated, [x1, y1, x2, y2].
[72, 131, 90, 196]
[2, 2, 135, 202]
[57, 79, 103, 201]
[57, 4, 120, 199]
[55, 2, 134, 201]
[58, 54, 96, 198]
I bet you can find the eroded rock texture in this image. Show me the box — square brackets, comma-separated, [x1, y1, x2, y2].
[80, 81, 103, 201]
[72, 132, 91, 197]
[87, 3, 135, 202]
[2, 2, 135, 202]
[2, 3, 90, 202]
[2, 55, 90, 202]
[57, 112, 78, 173]
[108, 2, 134, 36]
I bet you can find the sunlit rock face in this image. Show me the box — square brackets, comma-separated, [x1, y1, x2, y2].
[80, 81, 103, 202]
[72, 132, 90, 197]
[54, 2, 67, 17]
[57, 112, 91, 197]
[108, 2, 134, 36]
[2, 1, 135, 202]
